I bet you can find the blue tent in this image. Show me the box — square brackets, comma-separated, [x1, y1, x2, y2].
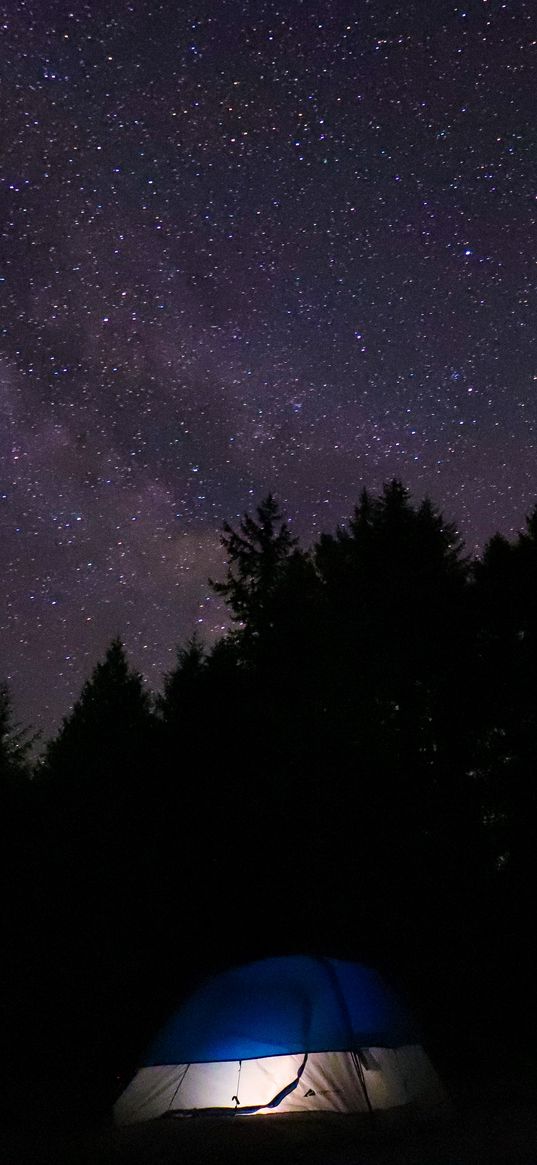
[115, 956, 445, 1123]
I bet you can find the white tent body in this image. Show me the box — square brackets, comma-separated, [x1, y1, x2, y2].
[115, 1045, 445, 1124]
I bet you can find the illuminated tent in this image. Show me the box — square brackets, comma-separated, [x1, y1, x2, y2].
[114, 955, 446, 1124]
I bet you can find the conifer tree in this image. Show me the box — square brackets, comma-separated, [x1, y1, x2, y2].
[44, 637, 154, 790]
[211, 493, 298, 642]
[0, 682, 35, 786]
[158, 635, 206, 726]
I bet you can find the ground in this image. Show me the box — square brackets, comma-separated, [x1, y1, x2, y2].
[7, 1082, 537, 1165]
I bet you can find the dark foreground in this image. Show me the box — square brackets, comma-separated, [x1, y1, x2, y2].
[97, 1106, 537, 1165]
[6, 1085, 537, 1165]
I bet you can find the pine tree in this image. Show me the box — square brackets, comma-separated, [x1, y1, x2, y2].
[44, 637, 154, 790]
[0, 682, 35, 786]
[210, 493, 298, 643]
[473, 506, 537, 881]
[158, 633, 206, 722]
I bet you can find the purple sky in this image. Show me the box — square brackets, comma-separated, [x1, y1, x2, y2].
[1, 0, 535, 736]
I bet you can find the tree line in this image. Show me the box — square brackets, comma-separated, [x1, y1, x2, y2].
[2, 480, 537, 1116]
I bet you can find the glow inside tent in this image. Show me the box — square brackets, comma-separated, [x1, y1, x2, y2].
[114, 955, 446, 1123]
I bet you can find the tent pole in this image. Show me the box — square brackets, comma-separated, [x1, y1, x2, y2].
[352, 1051, 373, 1117]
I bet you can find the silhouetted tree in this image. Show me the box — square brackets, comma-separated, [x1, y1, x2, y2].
[0, 683, 36, 944]
[45, 637, 153, 786]
[158, 634, 207, 728]
[474, 510, 537, 883]
[314, 483, 462, 722]
[34, 641, 165, 1098]
[210, 493, 298, 646]
[0, 681, 35, 785]
[299, 481, 487, 988]
[465, 507, 537, 1035]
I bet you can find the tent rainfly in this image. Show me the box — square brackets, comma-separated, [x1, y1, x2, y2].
[114, 955, 446, 1124]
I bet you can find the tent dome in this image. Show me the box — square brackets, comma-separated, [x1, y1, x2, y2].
[115, 955, 446, 1124]
[145, 955, 416, 1065]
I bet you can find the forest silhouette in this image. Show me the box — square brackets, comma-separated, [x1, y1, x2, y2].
[2, 480, 537, 1123]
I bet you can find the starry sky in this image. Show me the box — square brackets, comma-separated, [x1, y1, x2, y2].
[1, 0, 535, 737]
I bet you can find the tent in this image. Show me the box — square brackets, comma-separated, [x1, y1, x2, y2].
[115, 955, 446, 1124]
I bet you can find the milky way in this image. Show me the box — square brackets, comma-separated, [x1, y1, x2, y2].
[1, 0, 535, 735]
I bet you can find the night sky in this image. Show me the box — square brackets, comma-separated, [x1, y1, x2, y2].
[1, 0, 535, 736]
